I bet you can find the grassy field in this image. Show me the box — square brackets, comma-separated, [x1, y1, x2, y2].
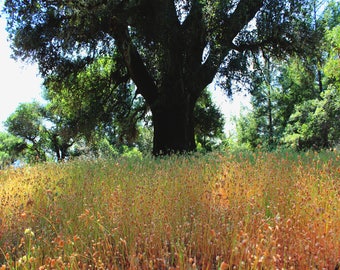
[0, 150, 339, 269]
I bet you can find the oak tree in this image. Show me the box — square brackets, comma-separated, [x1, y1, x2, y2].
[4, 0, 315, 154]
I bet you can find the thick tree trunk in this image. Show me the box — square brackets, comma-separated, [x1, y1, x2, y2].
[151, 94, 196, 155]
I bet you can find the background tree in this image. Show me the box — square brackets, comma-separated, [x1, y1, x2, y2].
[234, 0, 340, 151]
[3, 0, 318, 155]
[235, 109, 263, 150]
[235, 52, 320, 150]
[5, 101, 78, 162]
[43, 56, 136, 143]
[283, 23, 340, 150]
[5, 102, 47, 162]
[249, 52, 282, 149]
[194, 89, 225, 151]
[283, 89, 340, 150]
[323, 25, 340, 89]
[44, 55, 227, 153]
[42, 105, 78, 161]
[0, 132, 25, 169]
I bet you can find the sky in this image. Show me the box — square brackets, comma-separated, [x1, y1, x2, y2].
[0, 1, 249, 134]
[0, 3, 45, 131]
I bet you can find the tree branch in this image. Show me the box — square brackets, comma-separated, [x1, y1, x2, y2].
[231, 40, 268, 53]
[196, 0, 264, 91]
[110, 17, 158, 106]
[122, 0, 180, 45]
[222, 0, 264, 44]
[182, 1, 208, 67]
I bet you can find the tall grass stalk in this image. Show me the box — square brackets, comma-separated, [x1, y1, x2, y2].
[0, 151, 339, 269]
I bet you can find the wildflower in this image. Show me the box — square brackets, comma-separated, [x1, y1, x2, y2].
[73, 235, 80, 242]
[220, 261, 228, 270]
[24, 228, 35, 237]
[18, 255, 27, 265]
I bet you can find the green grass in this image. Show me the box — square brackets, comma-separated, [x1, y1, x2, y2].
[0, 150, 339, 269]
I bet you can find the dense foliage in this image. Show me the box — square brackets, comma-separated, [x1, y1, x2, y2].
[2, 86, 225, 165]
[0, 132, 25, 169]
[235, 0, 340, 151]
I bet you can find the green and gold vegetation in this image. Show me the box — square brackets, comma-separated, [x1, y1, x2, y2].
[1, 150, 339, 269]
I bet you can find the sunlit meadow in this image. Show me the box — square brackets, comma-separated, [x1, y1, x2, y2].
[0, 150, 339, 269]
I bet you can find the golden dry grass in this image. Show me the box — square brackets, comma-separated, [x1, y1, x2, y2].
[0, 151, 339, 269]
